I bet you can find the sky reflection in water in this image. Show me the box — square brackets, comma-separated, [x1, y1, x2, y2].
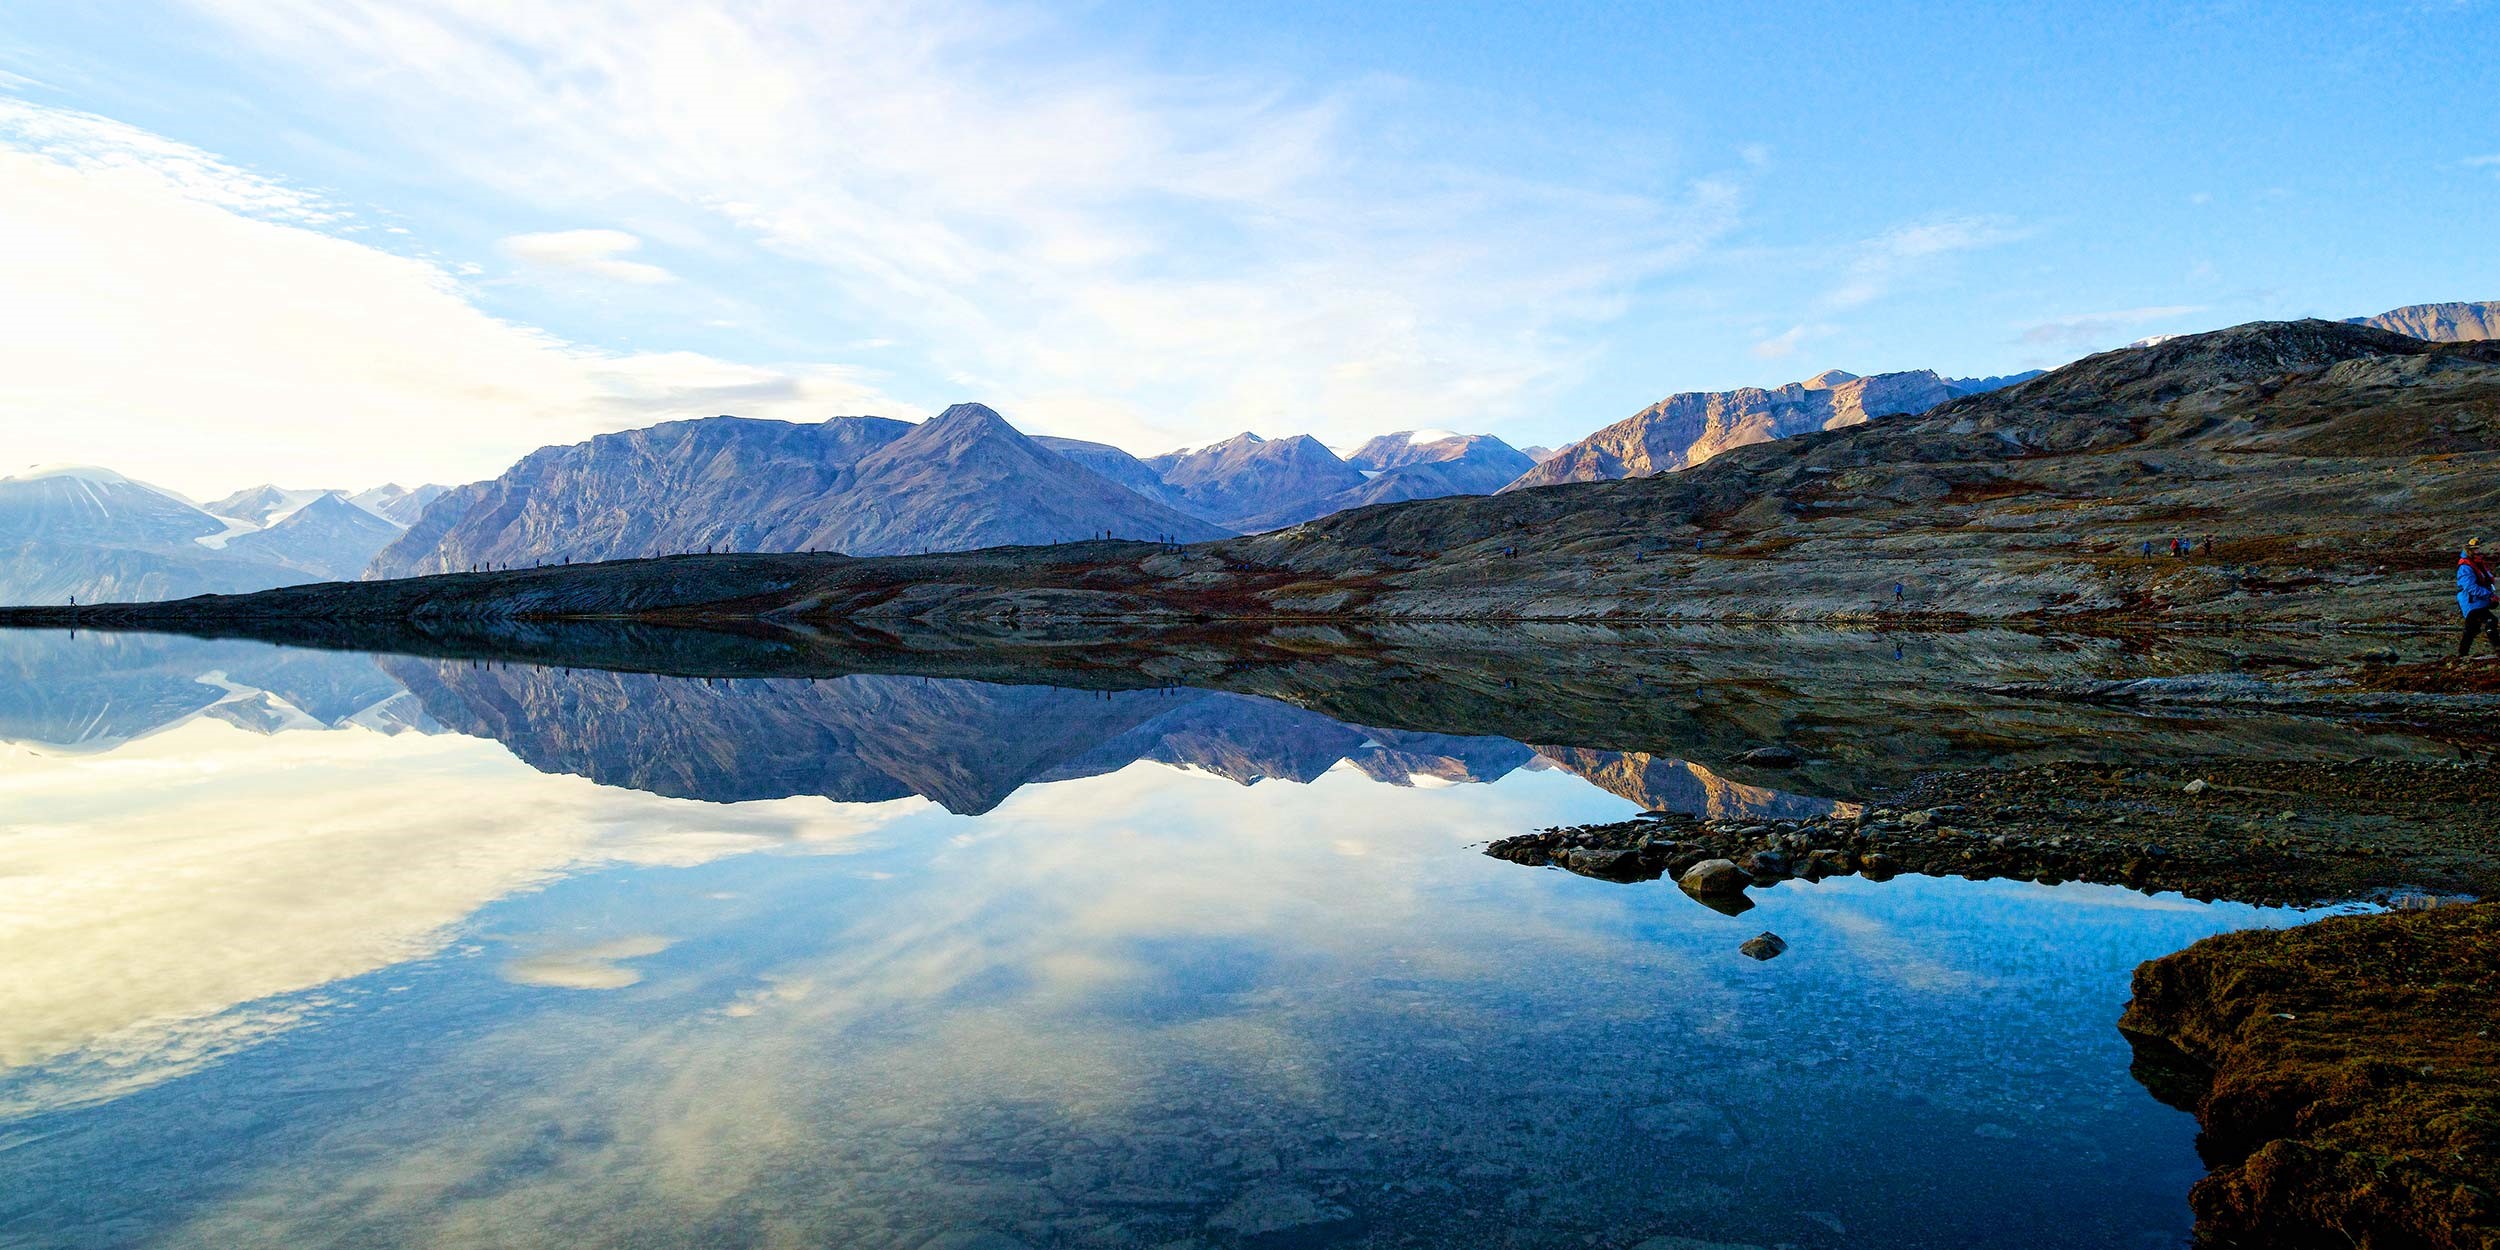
[0, 633, 2328, 1249]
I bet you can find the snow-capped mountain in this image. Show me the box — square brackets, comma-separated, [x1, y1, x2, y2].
[0, 465, 426, 605]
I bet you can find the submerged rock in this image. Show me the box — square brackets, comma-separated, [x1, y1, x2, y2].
[1738, 932, 1787, 960]
[1207, 1183, 1356, 1242]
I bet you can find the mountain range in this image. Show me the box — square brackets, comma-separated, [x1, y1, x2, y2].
[0, 466, 438, 605]
[1503, 367, 2044, 492]
[1508, 299, 2497, 494]
[2346, 300, 2500, 344]
[367, 403, 1231, 578]
[370, 408, 1552, 577]
[93, 310, 2500, 635]
[12, 298, 2491, 605]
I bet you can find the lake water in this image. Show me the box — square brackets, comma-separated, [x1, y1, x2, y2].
[0, 630, 2343, 1249]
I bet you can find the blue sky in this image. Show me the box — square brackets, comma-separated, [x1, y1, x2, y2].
[1, 0, 2492, 495]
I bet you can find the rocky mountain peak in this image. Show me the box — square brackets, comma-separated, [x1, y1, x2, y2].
[2347, 300, 2499, 344]
[1504, 364, 2020, 492]
[928, 401, 1013, 428]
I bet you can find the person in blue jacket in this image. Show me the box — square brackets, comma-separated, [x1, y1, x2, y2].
[2459, 538, 2499, 656]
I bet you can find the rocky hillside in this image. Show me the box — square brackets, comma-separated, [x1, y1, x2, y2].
[369, 404, 1230, 577]
[1506, 367, 2039, 491]
[2348, 298, 2499, 343]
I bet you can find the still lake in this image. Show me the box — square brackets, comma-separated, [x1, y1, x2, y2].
[0, 630, 2341, 1249]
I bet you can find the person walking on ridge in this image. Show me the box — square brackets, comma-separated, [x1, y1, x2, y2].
[2459, 538, 2499, 657]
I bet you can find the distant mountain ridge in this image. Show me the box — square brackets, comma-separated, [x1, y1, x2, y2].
[224, 492, 407, 580]
[2347, 300, 2500, 343]
[0, 466, 426, 605]
[1503, 367, 2042, 492]
[369, 404, 1230, 577]
[1144, 433, 1370, 531]
[1242, 433, 1536, 529]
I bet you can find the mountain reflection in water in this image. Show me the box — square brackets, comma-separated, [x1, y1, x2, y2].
[0, 630, 1837, 819]
[0, 630, 2329, 1249]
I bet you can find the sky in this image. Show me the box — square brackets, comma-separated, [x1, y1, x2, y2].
[0, 0, 2493, 497]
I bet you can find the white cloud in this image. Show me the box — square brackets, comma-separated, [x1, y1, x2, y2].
[1821, 215, 2029, 312]
[0, 97, 904, 496]
[502, 227, 676, 284]
[1750, 323, 1832, 360]
[2017, 304, 2208, 347]
[171, 0, 1748, 454]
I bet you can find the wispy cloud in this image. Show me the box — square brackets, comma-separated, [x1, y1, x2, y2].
[1820, 215, 2029, 312]
[0, 95, 345, 224]
[1750, 323, 1833, 360]
[0, 96, 904, 495]
[501, 228, 675, 284]
[173, 0, 1751, 452]
[2468, 154, 2500, 174]
[2017, 304, 2209, 348]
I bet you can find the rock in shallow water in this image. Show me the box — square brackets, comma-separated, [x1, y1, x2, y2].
[1738, 932, 1787, 960]
[1678, 858, 1750, 896]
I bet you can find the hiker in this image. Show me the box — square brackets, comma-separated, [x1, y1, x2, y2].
[2459, 538, 2499, 656]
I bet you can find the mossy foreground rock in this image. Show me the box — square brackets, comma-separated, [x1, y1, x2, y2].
[2120, 902, 2500, 1248]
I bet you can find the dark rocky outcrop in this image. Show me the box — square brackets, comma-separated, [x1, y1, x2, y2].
[2119, 903, 2500, 1249]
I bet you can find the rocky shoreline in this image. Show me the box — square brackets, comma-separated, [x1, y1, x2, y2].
[2120, 903, 2498, 1249]
[1485, 757, 2500, 909]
